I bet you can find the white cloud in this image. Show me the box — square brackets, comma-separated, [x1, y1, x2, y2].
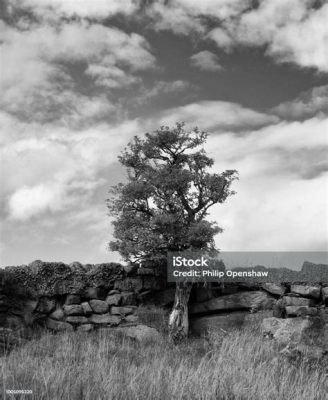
[234, 0, 328, 72]
[146, 105, 328, 251]
[203, 116, 328, 251]
[147, 0, 328, 73]
[190, 50, 223, 72]
[206, 28, 234, 50]
[0, 20, 155, 123]
[135, 80, 191, 105]
[9, 183, 66, 220]
[147, 2, 205, 35]
[1, 0, 327, 261]
[148, 0, 250, 34]
[272, 85, 328, 120]
[156, 100, 280, 132]
[205, 117, 328, 179]
[7, 0, 140, 20]
[211, 173, 328, 251]
[234, 0, 312, 47]
[1, 114, 141, 221]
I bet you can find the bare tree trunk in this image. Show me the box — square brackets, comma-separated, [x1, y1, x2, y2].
[168, 282, 193, 343]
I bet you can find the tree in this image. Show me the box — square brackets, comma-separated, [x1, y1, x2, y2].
[107, 123, 238, 342]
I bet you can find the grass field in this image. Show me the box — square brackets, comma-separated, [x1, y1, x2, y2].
[1, 320, 327, 400]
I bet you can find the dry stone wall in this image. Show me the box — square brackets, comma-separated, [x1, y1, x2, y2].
[189, 281, 328, 335]
[0, 260, 167, 352]
[0, 260, 327, 354]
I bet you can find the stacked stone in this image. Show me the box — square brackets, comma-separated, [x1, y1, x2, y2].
[189, 282, 327, 335]
[1, 260, 327, 338]
[40, 289, 139, 332]
[261, 283, 328, 361]
[273, 284, 326, 318]
[0, 260, 168, 334]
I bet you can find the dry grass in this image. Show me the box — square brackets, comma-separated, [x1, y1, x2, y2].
[1, 320, 327, 400]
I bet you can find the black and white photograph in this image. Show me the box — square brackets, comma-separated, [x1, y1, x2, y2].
[0, 1, 328, 399]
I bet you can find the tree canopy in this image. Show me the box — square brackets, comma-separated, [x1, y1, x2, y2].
[107, 123, 238, 263]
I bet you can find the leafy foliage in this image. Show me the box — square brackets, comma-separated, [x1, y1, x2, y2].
[107, 123, 238, 262]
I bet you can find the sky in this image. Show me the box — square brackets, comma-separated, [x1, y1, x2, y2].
[0, 0, 328, 266]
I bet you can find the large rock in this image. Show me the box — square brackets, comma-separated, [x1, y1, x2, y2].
[49, 308, 64, 321]
[117, 324, 161, 343]
[282, 296, 314, 307]
[89, 300, 108, 314]
[63, 304, 83, 316]
[189, 291, 274, 315]
[89, 313, 121, 325]
[262, 283, 286, 296]
[65, 316, 89, 324]
[290, 284, 321, 299]
[106, 293, 121, 306]
[285, 306, 318, 317]
[45, 318, 74, 332]
[81, 302, 93, 315]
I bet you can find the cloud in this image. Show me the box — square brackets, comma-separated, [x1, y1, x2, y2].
[148, 0, 250, 34]
[1, 0, 327, 262]
[1, 114, 141, 221]
[135, 80, 191, 105]
[155, 100, 280, 132]
[0, 20, 156, 123]
[211, 173, 328, 251]
[190, 50, 223, 72]
[203, 116, 328, 251]
[7, 0, 140, 20]
[206, 28, 234, 50]
[147, 0, 328, 73]
[205, 117, 328, 179]
[146, 103, 328, 251]
[272, 85, 328, 120]
[8, 184, 67, 220]
[233, 0, 328, 72]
